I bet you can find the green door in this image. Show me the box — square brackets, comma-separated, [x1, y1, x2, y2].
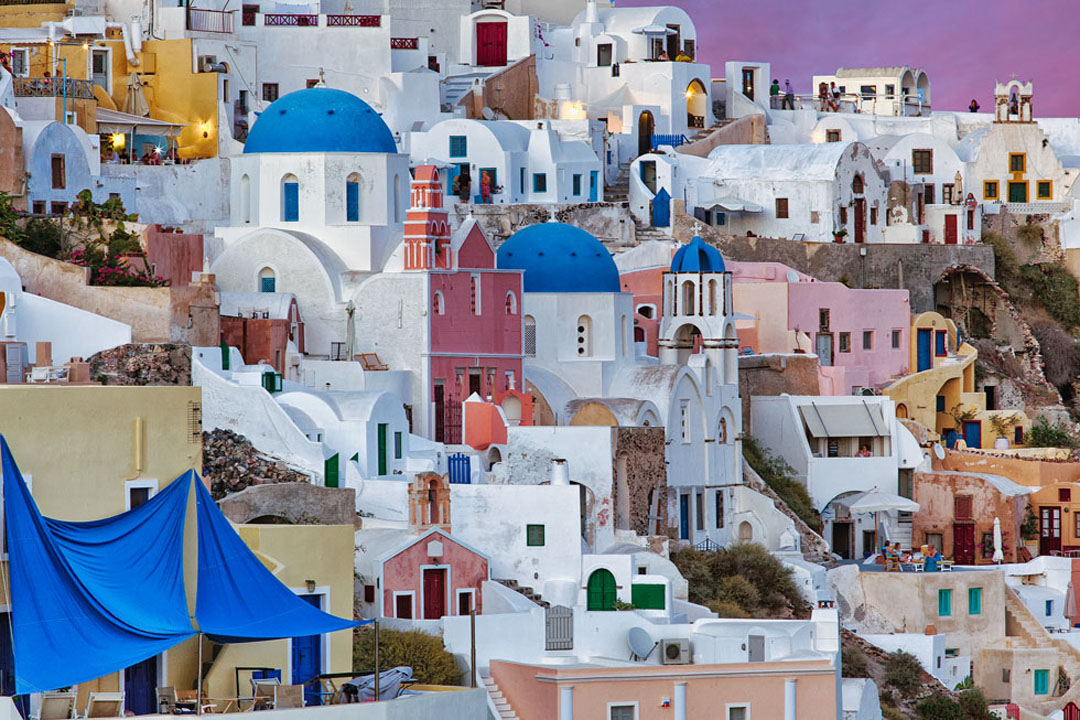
[1008, 181, 1028, 202]
[324, 453, 339, 489]
[377, 423, 388, 476]
[586, 569, 617, 611]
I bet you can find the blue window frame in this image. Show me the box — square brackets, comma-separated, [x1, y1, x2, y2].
[449, 135, 467, 158]
[282, 182, 299, 222]
[533, 173, 547, 193]
[572, 174, 582, 196]
[935, 330, 947, 356]
[968, 587, 981, 615]
[938, 588, 951, 617]
[346, 181, 360, 222]
[260, 277, 275, 293]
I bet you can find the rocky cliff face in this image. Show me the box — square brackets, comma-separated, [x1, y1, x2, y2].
[203, 428, 310, 500]
[87, 343, 192, 385]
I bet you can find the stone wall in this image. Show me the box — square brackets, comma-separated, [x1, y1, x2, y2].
[675, 214, 996, 313]
[461, 55, 539, 121]
[738, 353, 821, 431]
[88, 343, 192, 385]
[0, 109, 23, 200]
[452, 202, 634, 247]
[612, 426, 668, 537]
[204, 428, 313, 500]
[218, 482, 355, 525]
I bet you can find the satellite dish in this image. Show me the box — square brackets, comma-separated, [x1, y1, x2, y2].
[481, 106, 496, 121]
[933, 443, 945, 460]
[627, 627, 656, 661]
[785, 269, 801, 284]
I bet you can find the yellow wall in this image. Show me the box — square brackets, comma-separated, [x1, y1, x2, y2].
[203, 525, 357, 698]
[569, 402, 618, 426]
[0, 3, 69, 27]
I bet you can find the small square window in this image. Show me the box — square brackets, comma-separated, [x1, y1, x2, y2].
[912, 149, 933, 174]
[1038, 181, 1052, 199]
[1060, 488, 1072, 503]
[891, 329, 901, 349]
[775, 198, 789, 219]
[839, 332, 850, 353]
[449, 135, 467, 158]
[825, 129, 841, 143]
[936, 395, 946, 413]
[50, 202, 67, 215]
[862, 330, 873, 351]
[526, 524, 545, 546]
[458, 590, 473, 615]
[983, 181, 999, 200]
[262, 83, 279, 102]
[968, 587, 982, 615]
[532, 173, 547, 193]
[938, 588, 952, 616]
[944, 647, 959, 658]
[129, 487, 150, 509]
[819, 309, 830, 331]
[1010, 153, 1026, 173]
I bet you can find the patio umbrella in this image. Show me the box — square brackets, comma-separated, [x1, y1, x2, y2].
[846, 492, 920, 514]
[122, 72, 150, 118]
[632, 24, 677, 35]
[993, 516, 1004, 564]
[1066, 581, 1078, 621]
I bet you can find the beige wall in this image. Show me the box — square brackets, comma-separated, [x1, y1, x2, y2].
[974, 646, 1058, 708]
[732, 282, 791, 354]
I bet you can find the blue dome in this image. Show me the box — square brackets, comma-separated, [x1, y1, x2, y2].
[243, 88, 396, 154]
[670, 236, 725, 273]
[497, 223, 620, 293]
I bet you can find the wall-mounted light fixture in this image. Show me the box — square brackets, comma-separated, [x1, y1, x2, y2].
[305, 579, 316, 593]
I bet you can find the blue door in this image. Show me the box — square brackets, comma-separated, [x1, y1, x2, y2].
[125, 655, 158, 715]
[0, 615, 26, 718]
[652, 187, 671, 228]
[963, 421, 982, 449]
[589, 171, 598, 202]
[448, 452, 471, 484]
[679, 494, 689, 540]
[346, 181, 360, 221]
[283, 182, 299, 222]
[917, 329, 932, 371]
[292, 594, 323, 706]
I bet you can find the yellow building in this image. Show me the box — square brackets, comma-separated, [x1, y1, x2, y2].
[1, 27, 220, 158]
[885, 311, 1029, 450]
[0, 385, 354, 709]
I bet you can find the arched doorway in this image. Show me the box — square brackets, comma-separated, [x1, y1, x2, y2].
[638, 111, 654, 156]
[896, 403, 908, 419]
[686, 79, 707, 131]
[586, 568, 617, 610]
[738, 521, 753, 542]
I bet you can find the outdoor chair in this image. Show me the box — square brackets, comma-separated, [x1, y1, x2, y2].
[358, 353, 388, 371]
[272, 686, 304, 709]
[884, 555, 902, 572]
[251, 678, 280, 710]
[36, 691, 77, 720]
[84, 692, 124, 718]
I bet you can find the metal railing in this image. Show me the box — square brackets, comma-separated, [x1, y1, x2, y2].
[13, 77, 95, 99]
[263, 12, 317, 25]
[187, 8, 235, 33]
[650, 133, 688, 150]
[325, 13, 379, 26]
[0, 0, 64, 5]
[390, 37, 418, 49]
[777, 92, 929, 116]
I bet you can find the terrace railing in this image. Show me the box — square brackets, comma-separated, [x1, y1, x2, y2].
[325, 13, 379, 26]
[13, 77, 95, 99]
[263, 12, 317, 25]
[186, 8, 234, 33]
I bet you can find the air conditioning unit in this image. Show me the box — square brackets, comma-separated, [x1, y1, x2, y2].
[660, 639, 690, 665]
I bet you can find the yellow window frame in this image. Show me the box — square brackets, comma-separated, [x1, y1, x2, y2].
[983, 181, 998, 200]
[1037, 180, 1053, 199]
[1009, 152, 1026, 174]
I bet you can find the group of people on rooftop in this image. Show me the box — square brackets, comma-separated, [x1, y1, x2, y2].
[882, 541, 943, 571]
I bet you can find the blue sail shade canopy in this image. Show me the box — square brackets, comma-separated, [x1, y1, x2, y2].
[1, 437, 367, 695]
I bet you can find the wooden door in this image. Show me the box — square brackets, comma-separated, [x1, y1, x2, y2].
[854, 198, 866, 243]
[433, 383, 445, 442]
[476, 22, 507, 67]
[1041, 507, 1062, 556]
[962, 420, 982, 449]
[953, 523, 975, 565]
[748, 634, 764, 662]
[638, 111, 654, 156]
[944, 214, 958, 244]
[586, 569, 617, 611]
[422, 568, 447, 619]
[816, 333, 833, 367]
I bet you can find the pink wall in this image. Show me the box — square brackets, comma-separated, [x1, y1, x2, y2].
[382, 532, 489, 618]
[619, 267, 664, 357]
[144, 226, 203, 288]
[456, 224, 496, 270]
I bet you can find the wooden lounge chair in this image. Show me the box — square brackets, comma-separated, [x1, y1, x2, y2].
[36, 691, 77, 720]
[84, 692, 124, 718]
[358, 353, 388, 371]
[273, 686, 304, 709]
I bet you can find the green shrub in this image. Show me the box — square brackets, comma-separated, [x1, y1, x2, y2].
[1030, 321, 1080, 393]
[743, 436, 821, 532]
[0, 191, 24, 244]
[1019, 263, 1080, 329]
[884, 650, 923, 697]
[21, 217, 62, 258]
[1026, 416, 1078, 449]
[705, 600, 750, 618]
[670, 544, 809, 618]
[982, 232, 1021, 296]
[841, 643, 868, 678]
[714, 575, 761, 611]
[957, 688, 994, 719]
[881, 709, 905, 720]
[352, 628, 461, 686]
[1016, 224, 1044, 247]
[916, 695, 962, 720]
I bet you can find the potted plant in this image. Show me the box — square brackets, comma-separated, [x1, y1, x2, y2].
[1020, 505, 1039, 556]
[832, 228, 848, 243]
[988, 412, 1022, 450]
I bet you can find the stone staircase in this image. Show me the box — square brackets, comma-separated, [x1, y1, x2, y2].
[496, 578, 549, 608]
[481, 674, 519, 720]
[1004, 586, 1080, 715]
[687, 118, 735, 143]
[605, 162, 631, 203]
[634, 218, 670, 243]
[440, 71, 492, 110]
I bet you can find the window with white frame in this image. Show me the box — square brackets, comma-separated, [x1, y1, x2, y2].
[393, 591, 415, 619]
[456, 589, 475, 615]
[125, 479, 158, 511]
[9, 49, 29, 77]
[608, 703, 637, 720]
[727, 706, 749, 720]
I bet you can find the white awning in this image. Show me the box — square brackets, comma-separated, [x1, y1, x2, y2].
[704, 196, 763, 213]
[96, 108, 186, 135]
[632, 24, 676, 35]
[843, 491, 920, 514]
[799, 401, 889, 438]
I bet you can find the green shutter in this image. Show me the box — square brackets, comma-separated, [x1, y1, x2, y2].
[220, 339, 230, 371]
[938, 589, 951, 617]
[631, 583, 665, 610]
[394, 431, 402, 459]
[324, 453, 339, 488]
[1034, 669, 1049, 695]
[377, 423, 388, 475]
[526, 524, 545, 547]
[969, 587, 982, 615]
[586, 569, 617, 611]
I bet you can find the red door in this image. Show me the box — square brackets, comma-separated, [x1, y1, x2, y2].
[953, 523, 975, 564]
[422, 568, 447, 619]
[1063, 701, 1080, 720]
[944, 214, 958, 244]
[476, 22, 507, 67]
[854, 198, 866, 243]
[1041, 506, 1062, 556]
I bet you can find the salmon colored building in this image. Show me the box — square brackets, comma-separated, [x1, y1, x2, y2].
[379, 527, 490, 620]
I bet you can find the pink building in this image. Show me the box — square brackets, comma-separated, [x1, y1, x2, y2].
[408, 166, 525, 443]
[619, 266, 664, 357]
[379, 527, 490, 620]
[730, 261, 911, 395]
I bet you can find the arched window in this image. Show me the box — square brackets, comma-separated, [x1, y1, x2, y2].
[634, 326, 645, 343]
[852, 174, 864, 194]
[524, 315, 536, 356]
[739, 521, 753, 542]
[636, 304, 654, 320]
[708, 279, 719, 315]
[681, 280, 695, 316]
[505, 291, 517, 315]
[258, 267, 275, 293]
[432, 290, 445, 315]
[281, 174, 299, 222]
[240, 173, 251, 223]
[393, 174, 402, 224]
[427, 479, 440, 525]
[718, 417, 728, 443]
[576, 315, 592, 357]
[346, 173, 360, 222]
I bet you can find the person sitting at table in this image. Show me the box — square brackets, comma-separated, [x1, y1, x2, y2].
[924, 545, 941, 571]
[856, 444, 871, 457]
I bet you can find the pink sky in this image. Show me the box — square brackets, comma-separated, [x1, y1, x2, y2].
[619, 0, 1078, 116]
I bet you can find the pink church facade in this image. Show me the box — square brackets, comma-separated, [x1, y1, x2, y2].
[380, 528, 490, 620]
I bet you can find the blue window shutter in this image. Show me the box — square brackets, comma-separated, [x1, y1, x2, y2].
[283, 182, 299, 222]
[449, 135, 467, 158]
[346, 182, 359, 222]
[573, 174, 581, 195]
[260, 277, 275, 293]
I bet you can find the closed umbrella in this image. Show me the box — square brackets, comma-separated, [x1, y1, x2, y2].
[1066, 581, 1078, 622]
[992, 516, 1004, 564]
[846, 492, 920, 514]
[123, 72, 150, 118]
